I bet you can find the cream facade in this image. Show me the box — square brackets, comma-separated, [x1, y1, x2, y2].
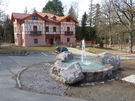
[11, 12, 77, 47]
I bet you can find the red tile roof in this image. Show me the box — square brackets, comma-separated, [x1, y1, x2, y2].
[11, 12, 78, 23]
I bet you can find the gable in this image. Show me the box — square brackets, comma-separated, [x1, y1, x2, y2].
[11, 13, 30, 22]
[59, 16, 78, 23]
[61, 17, 75, 22]
[21, 13, 47, 21]
[24, 14, 44, 21]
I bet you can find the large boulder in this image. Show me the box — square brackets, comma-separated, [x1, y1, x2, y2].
[60, 62, 84, 84]
[97, 52, 120, 71]
[56, 51, 74, 62]
[51, 60, 67, 77]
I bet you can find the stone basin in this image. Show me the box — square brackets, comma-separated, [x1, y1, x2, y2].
[51, 52, 120, 84]
[62, 59, 114, 82]
[82, 64, 114, 82]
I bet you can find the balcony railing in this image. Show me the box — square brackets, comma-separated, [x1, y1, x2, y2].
[30, 31, 41, 36]
[65, 31, 73, 35]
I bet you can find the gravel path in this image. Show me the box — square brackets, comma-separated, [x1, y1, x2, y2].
[19, 63, 68, 95]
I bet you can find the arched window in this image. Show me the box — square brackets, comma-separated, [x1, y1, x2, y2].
[67, 27, 70, 31]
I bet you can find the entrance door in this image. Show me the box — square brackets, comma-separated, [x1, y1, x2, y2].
[50, 38, 54, 45]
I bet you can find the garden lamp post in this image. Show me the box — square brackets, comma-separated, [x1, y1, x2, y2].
[16, 33, 20, 55]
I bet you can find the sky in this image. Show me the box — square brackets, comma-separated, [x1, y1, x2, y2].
[4, 0, 101, 20]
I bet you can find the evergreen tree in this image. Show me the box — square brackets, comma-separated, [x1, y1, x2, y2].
[0, 25, 4, 45]
[88, 0, 95, 27]
[42, 0, 64, 16]
[94, 4, 101, 27]
[80, 12, 88, 40]
[94, 4, 101, 43]
[3, 16, 14, 43]
[87, 0, 97, 42]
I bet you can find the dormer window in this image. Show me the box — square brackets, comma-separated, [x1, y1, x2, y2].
[44, 15, 48, 19]
[32, 15, 38, 20]
[51, 16, 56, 20]
[66, 18, 70, 22]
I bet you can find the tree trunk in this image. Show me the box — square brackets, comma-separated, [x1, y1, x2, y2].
[109, 36, 112, 46]
[128, 32, 133, 52]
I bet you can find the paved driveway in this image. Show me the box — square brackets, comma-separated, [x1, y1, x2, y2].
[0, 52, 87, 101]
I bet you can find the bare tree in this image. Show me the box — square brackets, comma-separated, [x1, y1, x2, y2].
[112, 0, 135, 52]
[67, 2, 79, 21]
[0, 0, 7, 15]
[101, 0, 116, 46]
[24, 6, 28, 14]
[0, 0, 7, 23]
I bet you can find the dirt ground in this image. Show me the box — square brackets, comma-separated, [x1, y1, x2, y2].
[64, 60, 135, 101]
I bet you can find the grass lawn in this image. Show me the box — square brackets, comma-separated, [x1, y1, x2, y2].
[0, 44, 127, 55]
[86, 47, 127, 54]
[23, 46, 56, 52]
[0, 45, 56, 55]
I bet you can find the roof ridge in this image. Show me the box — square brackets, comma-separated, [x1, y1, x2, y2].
[11, 12, 78, 23]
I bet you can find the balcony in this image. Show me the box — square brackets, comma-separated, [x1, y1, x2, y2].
[65, 31, 73, 35]
[30, 31, 41, 36]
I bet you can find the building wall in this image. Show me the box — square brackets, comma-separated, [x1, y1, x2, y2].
[45, 22, 61, 34]
[60, 21, 76, 44]
[22, 17, 46, 46]
[13, 14, 76, 46]
[61, 22, 75, 34]
[60, 34, 76, 44]
[24, 20, 45, 34]
[13, 19, 22, 46]
[22, 34, 46, 47]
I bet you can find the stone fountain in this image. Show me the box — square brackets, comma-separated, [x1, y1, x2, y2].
[51, 40, 120, 85]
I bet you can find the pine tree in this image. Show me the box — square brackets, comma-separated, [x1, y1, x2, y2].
[42, 0, 64, 16]
[3, 16, 14, 43]
[88, 0, 95, 27]
[87, 0, 96, 42]
[94, 4, 101, 27]
[81, 12, 88, 40]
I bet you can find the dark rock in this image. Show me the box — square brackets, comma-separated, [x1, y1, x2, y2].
[56, 51, 74, 62]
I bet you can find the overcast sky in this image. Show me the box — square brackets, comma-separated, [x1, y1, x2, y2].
[5, 0, 101, 20]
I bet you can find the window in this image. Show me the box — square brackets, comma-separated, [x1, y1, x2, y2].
[34, 39, 38, 44]
[32, 15, 38, 20]
[44, 15, 48, 19]
[67, 27, 70, 31]
[33, 26, 37, 31]
[66, 18, 70, 22]
[45, 27, 49, 32]
[22, 39, 24, 43]
[53, 27, 56, 32]
[51, 16, 56, 20]
[67, 38, 70, 42]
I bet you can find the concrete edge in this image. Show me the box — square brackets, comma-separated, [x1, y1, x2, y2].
[25, 51, 29, 56]
[16, 67, 28, 89]
[0, 51, 29, 56]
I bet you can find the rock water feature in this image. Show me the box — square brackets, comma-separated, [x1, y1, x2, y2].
[51, 40, 120, 85]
